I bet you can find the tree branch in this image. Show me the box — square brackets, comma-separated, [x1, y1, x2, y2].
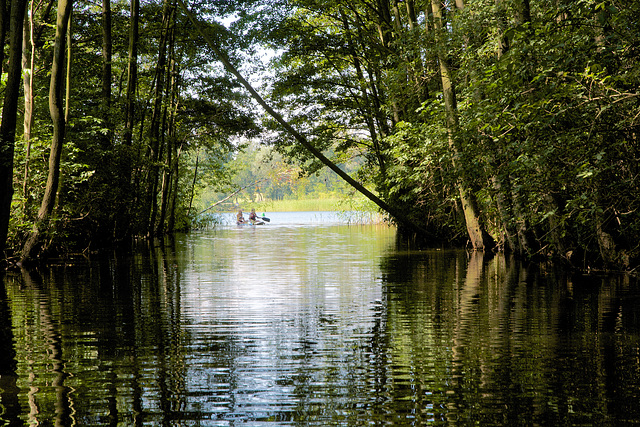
[176, 0, 430, 237]
[199, 178, 268, 215]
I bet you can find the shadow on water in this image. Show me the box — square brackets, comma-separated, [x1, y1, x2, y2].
[377, 242, 640, 425]
[0, 224, 639, 426]
[0, 273, 22, 426]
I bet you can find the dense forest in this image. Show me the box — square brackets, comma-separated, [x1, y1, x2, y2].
[0, 0, 638, 272]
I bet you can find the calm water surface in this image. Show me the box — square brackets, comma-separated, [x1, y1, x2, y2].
[1, 212, 639, 426]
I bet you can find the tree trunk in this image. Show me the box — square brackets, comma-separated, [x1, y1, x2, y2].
[430, 0, 492, 250]
[22, 2, 35, 212]
[146, 0, 172, 235]
[495, 0, 509, 56]
[167, 142, 179, 232]
[187, 147, 199, 216]
[0, 0, 7, 72]
[595, 210, 616, 266]
[0, 0, 28, 261]
[123, 0, 138, 147]
[64, 9, 71, 123]
[518, 0, 531, 25]
[20, 0, 72, 263]
[491, 175, 518, 252]
[157, 122, 170, 234]
[101, 0, 112, 147]
[165, 47, 179, 233]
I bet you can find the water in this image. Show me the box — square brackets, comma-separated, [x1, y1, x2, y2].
[1, 212, 639, 426]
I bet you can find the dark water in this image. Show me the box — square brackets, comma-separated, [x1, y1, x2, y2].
[1, 215, 639, 426]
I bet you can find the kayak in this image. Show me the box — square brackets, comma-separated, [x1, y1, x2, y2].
[236, 214, 269, 226]
[237, 220, 265, 226]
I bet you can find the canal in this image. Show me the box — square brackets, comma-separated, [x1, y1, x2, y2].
[1, 212, 639, 425]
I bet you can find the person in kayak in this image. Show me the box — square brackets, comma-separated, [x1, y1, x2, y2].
[248, 208, 263, 224]
[237, 209, 246, 224]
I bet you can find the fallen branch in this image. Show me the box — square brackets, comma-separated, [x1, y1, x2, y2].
[199, 178, 268, 215]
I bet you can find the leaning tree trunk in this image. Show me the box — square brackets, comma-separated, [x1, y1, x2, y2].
[430, 0, 493, 250]
[177, 0, 432, 238]
[20, 0, 73, 263]
[0, 0, 28, 262]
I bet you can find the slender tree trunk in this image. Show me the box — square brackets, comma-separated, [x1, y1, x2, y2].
[123, 0, 138, 147]
[64, 9, 71, 123]
[491, 175, 518, 252]
[22, 2, 35, 212]
[157, 121, 170, 234]
[166, 41, 179, 233]
[373, 0, 401, 124]
[101, 0, 112, 147]
[0, 0, 28, 261]
[508, 0, 535, 255]
[145, 0, 172, 235]
[116, 0, 137, 236]
[188, 147, 199, 216]
[167, 142, 180, 233]
[489, 0, 521, 254]
[20, 0, 73, 263]
[595, 205, 617, 266]
[0, 0, 7, 71]
[431, 0, 493, 250]
[495, 0, 509, 56]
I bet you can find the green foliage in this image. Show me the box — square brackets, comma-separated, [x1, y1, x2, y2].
[5, 0, 259, 257]
[253, 0, 640, 269]
[5, 0, 639, 271]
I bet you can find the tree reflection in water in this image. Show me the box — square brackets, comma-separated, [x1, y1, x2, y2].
[1, 225, 639, 425]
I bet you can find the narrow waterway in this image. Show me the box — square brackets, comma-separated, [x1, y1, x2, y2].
[1, 212, 639, 425]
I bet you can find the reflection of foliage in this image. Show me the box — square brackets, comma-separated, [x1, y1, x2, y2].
[378, 249, 640, 425]
[3, 235, 640, 424]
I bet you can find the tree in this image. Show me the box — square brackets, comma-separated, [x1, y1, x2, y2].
[100, 0, 112, 147]
[20, 0, 73, 263]
[430, 0, 493, 250]
[0, 0, 28, 262]
[178, 0, 432, 236]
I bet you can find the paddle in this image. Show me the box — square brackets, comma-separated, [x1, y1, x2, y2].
[261, 216, 271, 222]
